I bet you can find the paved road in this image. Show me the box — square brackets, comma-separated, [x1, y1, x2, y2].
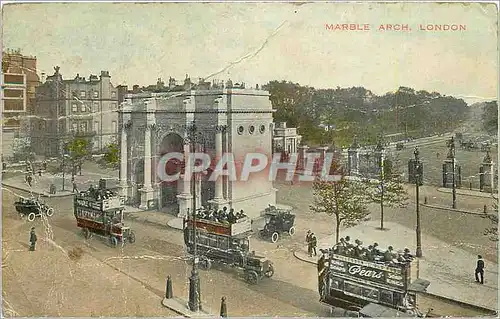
[3, 177, 497, 316]
[2, 189, 334, 317]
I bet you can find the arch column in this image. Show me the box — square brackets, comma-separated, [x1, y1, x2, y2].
[119, 121, 131, 198]
[177, 141, 192, 218]
[140, 124, 156, 210]
[209, 125, 228, 211]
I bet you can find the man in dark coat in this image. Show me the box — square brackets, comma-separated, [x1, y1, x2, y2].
[29, 227, 37, 251]
[306, 230, 312, 257]
[475, 255, 485, 284]
[310, 233, 318, 257]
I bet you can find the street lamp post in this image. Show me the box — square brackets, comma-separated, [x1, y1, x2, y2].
[376, 140, 385, 230]
[62, 154, 67, 191]
[448, 137, 457, 209]
[185, 122, 205, 313]
[414, 147, 422, 258]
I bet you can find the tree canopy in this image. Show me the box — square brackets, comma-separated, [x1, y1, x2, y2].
[482, 101, 498, 136]
[482, 196, 498, 242]
[265, 81, 470, 147]
[103, 143, 120, 167]
[364, 153, 409, 229]
[66, 137, 91, 162]
[310, 167, 371, 242]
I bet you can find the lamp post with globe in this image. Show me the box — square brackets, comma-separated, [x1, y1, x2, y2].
[183, 121, 207, 312]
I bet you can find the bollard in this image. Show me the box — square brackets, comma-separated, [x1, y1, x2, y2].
[220, 296, 227, 318]
[165, 275, 173, 299]
[484, 205, 487, 214]
[424, 196, 428, 205]
[470, 182, 473, 190]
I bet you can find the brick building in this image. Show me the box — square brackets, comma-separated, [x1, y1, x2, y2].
[32, 67, 119, 157]
[1, 49, 40, 159]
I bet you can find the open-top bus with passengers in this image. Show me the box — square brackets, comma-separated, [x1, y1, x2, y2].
[318, 239, 431, 317]
[183, 208, 275, 284]
[74, 184, 135, 247]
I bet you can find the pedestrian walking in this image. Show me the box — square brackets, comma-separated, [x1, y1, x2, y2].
[306, 230, 312, 257]
[29, 227, 37, 251]
[26, 174, 33, 187]
[311, 233, 318, 257]
[475, 255, 485, 284]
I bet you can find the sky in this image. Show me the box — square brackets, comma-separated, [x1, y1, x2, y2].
[2, 2, 498, 104]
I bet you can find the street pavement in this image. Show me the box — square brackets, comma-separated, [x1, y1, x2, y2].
[2, 189, 333, 317]
[2, 163, 119, 197]
[2, 164, 498, 316]
[293, 220, 498, 311]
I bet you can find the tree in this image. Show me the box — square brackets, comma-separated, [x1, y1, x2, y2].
[66, 137, 91, 175]
[365, 152, 409, 230]
[482, 196, 498, 242]
[103, 143, 120, 168]
[12, 137, 35, 162]
[482, 101, 498, 136]
[310, 171, 371, 243]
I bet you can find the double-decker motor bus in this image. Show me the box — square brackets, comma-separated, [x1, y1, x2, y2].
[318, 241, 430, 317]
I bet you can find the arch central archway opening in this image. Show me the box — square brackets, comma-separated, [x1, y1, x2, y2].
[158, 133, 184, 214]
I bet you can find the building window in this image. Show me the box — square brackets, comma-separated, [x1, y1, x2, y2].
[112, 121, 117, 133]
[237, 126, 244, 135]
[72, 103, 78, 112]
[3, 74, 24, 84]
[94, 121, 99, 133]
[80, 90, 86, 98]
[72, 122, 78, 132]
[80, 122, 88, 132]
[93, 101, 99, 111]
[3, 99, 24, 111]
[111, 91, 116, 98]
[93, 91, 99, 98]
[259, 124, 265, 134]
[249, 125, 255, 134]
[4, 89, 23, 98]
[80, 103, 86, 112]
[111, 103, 117, 109]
